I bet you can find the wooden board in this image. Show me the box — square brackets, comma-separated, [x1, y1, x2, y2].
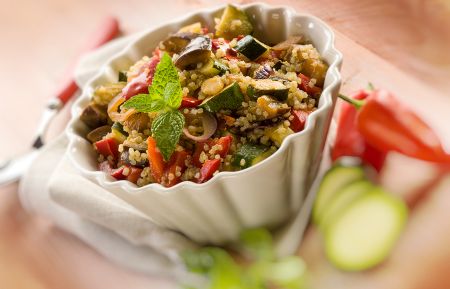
[0, 0, 449, 288]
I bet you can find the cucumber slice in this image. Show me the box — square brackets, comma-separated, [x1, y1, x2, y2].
[318, 180, 373, 229]
[325, 189, 408, 271]
[235, 35, 269, 61]
[312, 164, 365, 224]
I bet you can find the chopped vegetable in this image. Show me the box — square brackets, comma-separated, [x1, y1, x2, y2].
[200, 82, 244, 112]
[94, 138, 119, 160]
[232, 143, 270, 169]
[161, 32, 197, 53]
[180, 96, 203, 108]
[175, 36, 212, 70]
[86, 125, 111, 143]
[256, 96, 290, 120]
[215, 5, 253, 40]
[235, 35, 269, 61]
[325, 189, 408, 271]
[80, 102, 108, 128]
[147, 136, 165, 183]
[290, 110, 310, 133]
[164, 149, 188, 187]
[197, 159, 221, 183]
[247, 79, 289, 101]
[199, 58, 229, 76]
[266, 123, 294, 146]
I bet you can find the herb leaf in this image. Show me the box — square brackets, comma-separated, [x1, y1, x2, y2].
[164, 81, 182, 109]
[151, 110, 185, 161]
[148, 53, 181, 101]
[122, 94, 165, 112]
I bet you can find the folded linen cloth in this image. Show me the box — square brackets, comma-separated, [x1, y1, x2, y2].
[18, 33, 327, 276]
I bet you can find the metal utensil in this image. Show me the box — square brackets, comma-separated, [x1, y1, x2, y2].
[0, 16, 120, 186]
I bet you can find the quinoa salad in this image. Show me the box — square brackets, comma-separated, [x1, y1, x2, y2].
[79, 5, 329, 187]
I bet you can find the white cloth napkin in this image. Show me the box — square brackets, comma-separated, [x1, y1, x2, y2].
[18, 34, 326, 276]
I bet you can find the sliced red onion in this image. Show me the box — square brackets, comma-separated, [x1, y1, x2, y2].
[183, 112, 217, 142]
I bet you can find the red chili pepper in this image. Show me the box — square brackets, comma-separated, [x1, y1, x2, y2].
[122, 54, 161, 100]
[164, 150, 188, 187]
[180, 97, 203, 108]
[197, 159, 221, 183]
[95, 138, 119, 160]
[290, 109, 311, 132]
[340, 89, 450, 164]
[332, 90, 386, 171]
[147, 136, 165, 183]
[298, 73, 322, 96]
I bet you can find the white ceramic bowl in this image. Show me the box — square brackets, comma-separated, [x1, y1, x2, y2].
[66, 3, 342, 244]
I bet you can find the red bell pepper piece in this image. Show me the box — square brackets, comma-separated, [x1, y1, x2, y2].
[95, 138, 119, 159]
[126, 166, 143, 183]
[290, 109, 311, 132]
[192, 136, 233, 167]
[164, 150, 189, 187]
[122, 54, 160, 100]
[197, 159, 221, 183]
[147, 137, 165, 183]
[298, 73, 322, 96]
[332, 90, 386, 171]
[180, 97, 203, 108]
[111, 166, 127, 180]
[110, 166, 143, 183]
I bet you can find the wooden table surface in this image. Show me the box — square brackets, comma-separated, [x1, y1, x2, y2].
[1, 0, 450, 288]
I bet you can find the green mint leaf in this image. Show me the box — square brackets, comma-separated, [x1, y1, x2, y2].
[122, 94, 165, 112]
[148, 53, 182, 108]
[164, 81, 182, 109]
[151, 110, 185, 161]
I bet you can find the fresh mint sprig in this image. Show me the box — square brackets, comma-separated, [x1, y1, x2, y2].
[122, 52, 184, 160]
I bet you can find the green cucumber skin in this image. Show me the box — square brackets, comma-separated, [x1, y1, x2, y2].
[312, 164, 366, 224]
[235, 35, 268, 60]
[232, 143, 269, 169]
[318, 180, 374, 230]
[324, 190, 408, 271]
[200, 82, 244, 112]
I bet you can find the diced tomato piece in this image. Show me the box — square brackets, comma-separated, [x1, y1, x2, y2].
[197, 159, 221, 183]
[95, 138, 119, 159]
[147, 137, 165, 183]
[180, 97, 203, 108]
[164, 150, 189, 187]
[111, 166, 127, 180]
[298, 73, 322, 96]
[290, 110, 311, 132]
[122, 55, 161, 100]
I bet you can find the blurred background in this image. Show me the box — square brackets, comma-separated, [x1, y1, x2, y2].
[0, 0, 449, 288]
